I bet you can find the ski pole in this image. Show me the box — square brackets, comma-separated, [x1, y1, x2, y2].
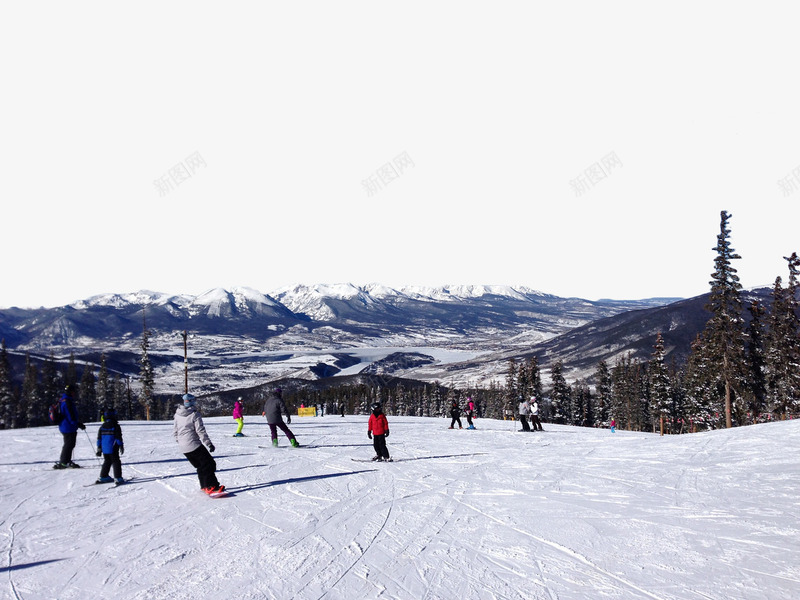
[84, 428, 101, 466]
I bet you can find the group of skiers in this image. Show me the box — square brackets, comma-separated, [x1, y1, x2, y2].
[449, 397, 477, 429]
[517, 396, 544, 432]
[52, 386, 517, 497]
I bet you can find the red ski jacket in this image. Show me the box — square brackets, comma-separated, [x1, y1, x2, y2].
[368, 413, 389, 436]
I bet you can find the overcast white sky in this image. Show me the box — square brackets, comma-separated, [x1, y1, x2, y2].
[2, 2, 799, 308]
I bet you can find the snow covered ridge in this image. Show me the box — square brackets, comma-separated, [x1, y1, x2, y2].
[68, 283, 584, 312]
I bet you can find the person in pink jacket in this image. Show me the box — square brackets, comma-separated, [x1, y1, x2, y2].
[233, 397, 244, 437]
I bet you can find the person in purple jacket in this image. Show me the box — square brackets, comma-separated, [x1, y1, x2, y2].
[233, 397, 245, 437]
[53, 384, 86, 469]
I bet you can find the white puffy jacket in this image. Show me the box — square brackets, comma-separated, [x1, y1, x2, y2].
[173, 405, 213, 453]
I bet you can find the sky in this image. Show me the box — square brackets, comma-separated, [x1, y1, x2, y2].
[3, 415, 798, 599]
[2, 2, 800, 308]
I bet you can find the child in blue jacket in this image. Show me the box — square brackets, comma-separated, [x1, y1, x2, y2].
[96, 406, 125, 484]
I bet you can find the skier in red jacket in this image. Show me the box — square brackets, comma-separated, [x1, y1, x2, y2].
[367, 403, 392, 462]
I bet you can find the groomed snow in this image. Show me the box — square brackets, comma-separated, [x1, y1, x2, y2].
[2, 417, 798, 599]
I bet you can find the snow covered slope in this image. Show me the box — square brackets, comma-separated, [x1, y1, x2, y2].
[2, 417, 798, 599]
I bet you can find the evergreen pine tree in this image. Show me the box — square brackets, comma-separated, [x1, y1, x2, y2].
[684, 334, 719, 430]
[649, 333, 671, 434]
[594, 360, 612, 426]
[79, 363, 97, 422]
[549, 361, 570, 424]
[139, 313, 156, 421]
[0, 341, 15, 429]
[96, 353, 110, 410]
[696, 210, 747, 428]
[22, 353, 42, 428]
[39, 352, 61, 418]
[65, 353, 78, 390]
[505, 359, 519, 412]
[611, 354, 636, 430]
[744, 300, 768, 421]
[112, 374, 127, 419]
[765, 253, 800, 418]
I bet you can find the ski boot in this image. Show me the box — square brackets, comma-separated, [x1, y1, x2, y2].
[53, 462, 68, 469]
[115, 478, 125, 486]
[290, 438, 300, 448]
[272, 439, 279, 447]
[66, 461, 81, 468]
[96, 476, 114, 484]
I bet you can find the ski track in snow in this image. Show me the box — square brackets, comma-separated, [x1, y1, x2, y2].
[1, 417, 799, 599]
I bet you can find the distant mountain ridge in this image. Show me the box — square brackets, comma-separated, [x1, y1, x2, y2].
[0, 283, 687, 393]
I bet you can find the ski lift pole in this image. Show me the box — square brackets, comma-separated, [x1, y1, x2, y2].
[182, 330, 189, 395]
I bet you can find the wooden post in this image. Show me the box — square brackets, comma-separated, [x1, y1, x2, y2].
[182, 330, 188, 395]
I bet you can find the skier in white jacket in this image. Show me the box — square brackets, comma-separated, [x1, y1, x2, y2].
[530, 396, 543, 431]
[173, 394, 224, 495]
[517, 396, 531, 432]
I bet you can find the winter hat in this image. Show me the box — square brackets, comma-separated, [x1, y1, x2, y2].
[103, 406, 117, 420]
[182, 393, 196, 407]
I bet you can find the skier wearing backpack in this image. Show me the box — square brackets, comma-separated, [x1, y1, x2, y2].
[263, 388, 299, 447]
[54, 384, 86, 469]
[95, 406, 125, 484]
[173, 393, 224, 495]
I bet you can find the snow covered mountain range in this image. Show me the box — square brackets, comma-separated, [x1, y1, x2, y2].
[0, 283, 692, 392]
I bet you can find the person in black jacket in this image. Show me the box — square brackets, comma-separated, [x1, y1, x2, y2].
[263, 388, 299, 448]
[95, 406, 125, 484]
[449, 400, 463, 429]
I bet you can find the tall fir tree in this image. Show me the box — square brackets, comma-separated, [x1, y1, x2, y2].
[594, 360, 612, 426]
[65, 353, 78, 390]
[39, 352, 61, 416]
[610, 354, 636, 430]
[96, 354, 110, 411]
[505, 358, 519, 409]
[765, 253, 800, 418]
[694, 210, 746, 428]
[79, 363, 97, 422]
[22, 353, 43, 428]
[0, 340, 16, 429]
[549, 360, 571, 424]
[744, 300, 768, 421]
[139, 311, 156, 420]
[649, 332, 671, 433]
[684, 334, 719, 430]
